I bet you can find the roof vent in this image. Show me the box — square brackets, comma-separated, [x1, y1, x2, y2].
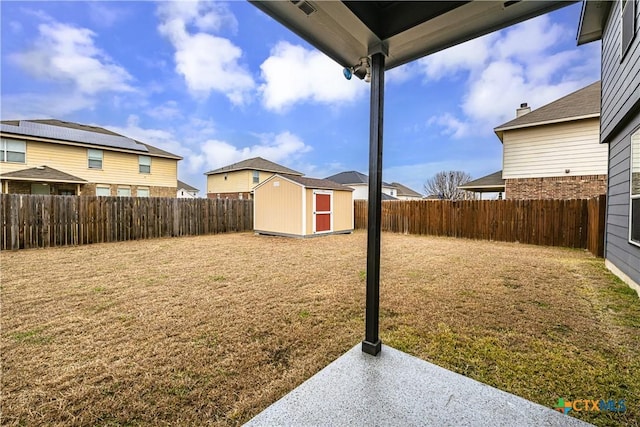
[36, 166, 45, 170]
[297, 1, 316, 16]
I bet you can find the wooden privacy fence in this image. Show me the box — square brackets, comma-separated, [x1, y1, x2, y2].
[354, 196, 606, 257]
[1, 194, 253, 250]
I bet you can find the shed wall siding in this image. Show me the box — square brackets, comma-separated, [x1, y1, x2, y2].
[502, 119, 606, 179]
[0, 140, 177, 187]
[254, 177, 302, 235]
[601, 0, 640, 142]
[333, 190, 354, 232]
[604, 111, 640, 289]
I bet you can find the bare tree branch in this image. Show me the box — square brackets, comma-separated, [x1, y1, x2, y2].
[423, 170, 477, 200]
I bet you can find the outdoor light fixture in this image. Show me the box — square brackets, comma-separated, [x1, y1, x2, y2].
[343, 57, 371, 81]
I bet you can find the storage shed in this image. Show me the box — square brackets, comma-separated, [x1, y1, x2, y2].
[254, 174, 354, 237]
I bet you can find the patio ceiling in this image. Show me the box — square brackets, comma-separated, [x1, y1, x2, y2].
[250, 0, 574, 74]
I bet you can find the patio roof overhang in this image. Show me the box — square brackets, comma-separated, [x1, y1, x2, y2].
[250, 1, 574, 73]
[249, 0, 574, 356]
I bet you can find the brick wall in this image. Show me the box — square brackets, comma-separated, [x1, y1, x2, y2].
[506, 175, 607, 199]
[207, 191, 252, 200]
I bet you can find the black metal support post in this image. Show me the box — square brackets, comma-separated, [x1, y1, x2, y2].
[362, 52, 385, 356]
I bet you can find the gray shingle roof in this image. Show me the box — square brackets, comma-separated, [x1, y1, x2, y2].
[458, 171, 505, 191]
[279, 174, 354, 191]
[205, 157, 302, 176]
[325, 171, 393, 186]
[381, 193, 398, 201]
[494, 81, 601, 141]
[390, 182, 422, 197]
[177, 180, 198, 192]
[0, 119, 182, 159]
[0, 165, 87, 183]
[326, 170, 369, 184]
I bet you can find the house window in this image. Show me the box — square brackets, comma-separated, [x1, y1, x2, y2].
[88, 149, 103, 169]
[1, 138, 26, 163]
[137, 187, 150, 197]
[253, 170, 259, 184]
[96, 185, 110, 196]
[630, 130, 640, 244]
[622, 0, 636, 59]
[139, 155, 151, 174]
[117, 187, 131, 197]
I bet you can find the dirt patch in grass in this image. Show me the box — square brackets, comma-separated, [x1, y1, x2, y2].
[2, 232, 638, 426]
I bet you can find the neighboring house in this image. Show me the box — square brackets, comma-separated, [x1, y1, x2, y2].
[325, 171, 397, 200]
[578, 0, 640, 294]
[205, 157, 302, 200]
[0, 119, 181, 197]
[490, 81, 607, 199]
[390, 182, 423, 200]
[177, 180, 199, 198]
[458, 171, 505, 199]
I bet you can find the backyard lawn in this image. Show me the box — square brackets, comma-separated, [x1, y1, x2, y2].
[1, 231, 638, 426]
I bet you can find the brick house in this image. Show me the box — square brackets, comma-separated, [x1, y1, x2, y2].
[0, 119, 181, 197]
[491, 81, 607, 200]
[205, 157, 302, 199]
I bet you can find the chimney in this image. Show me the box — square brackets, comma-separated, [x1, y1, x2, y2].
[516, 102, 531, 117]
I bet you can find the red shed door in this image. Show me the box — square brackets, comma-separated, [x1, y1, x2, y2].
[314, 191, 332, 233]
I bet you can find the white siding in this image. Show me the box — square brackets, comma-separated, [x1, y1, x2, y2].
[502, 118, 606, 179]
[349, 184, 396, 200]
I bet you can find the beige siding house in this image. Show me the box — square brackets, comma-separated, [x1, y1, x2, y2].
[0, 119, 181, 197]
[493, 81, 607, 199]
[205, 157, 302, 199]
[254, 174, 354, 237]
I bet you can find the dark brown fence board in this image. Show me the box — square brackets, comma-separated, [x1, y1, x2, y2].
[1, 195, 253, 250]
[354, 197, 606, 256]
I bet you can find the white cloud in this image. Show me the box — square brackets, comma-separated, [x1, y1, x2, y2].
[156, 1, 253, 105]
[427, 113, 471, 138]
[146, 100, 182, 120]
[198, 131, 312, 171]
[418, 33, 495, 81]
[419, 13, 600, 137]
[259, 41, 369, 112]
[1, 92, 95, 119]
[10, 21, 134, 95]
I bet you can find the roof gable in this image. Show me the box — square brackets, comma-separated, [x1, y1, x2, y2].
[205, 157, 302, 176]
[494, 81, 601, 141]
[177, 180, 199, 192]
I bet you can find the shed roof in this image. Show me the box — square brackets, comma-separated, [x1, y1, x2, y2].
[1, 119, 182, 159]
[257, 174, 354, 192]
[381, 193, 398, 201]
[390, 182, 422, 198]
[494, 81, 600, 141]
[457, 170, 505, 192]
[0, 165, 87, 183]
[177, 180, 199, 192]
[205, 157, 302, 176]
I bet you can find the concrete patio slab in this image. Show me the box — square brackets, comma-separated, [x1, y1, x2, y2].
[246, 344, 591, 426]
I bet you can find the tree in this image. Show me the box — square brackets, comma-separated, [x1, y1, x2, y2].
[423, 170, 477, 200]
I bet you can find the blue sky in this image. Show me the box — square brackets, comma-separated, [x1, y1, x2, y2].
[1, 1, 601, 195]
